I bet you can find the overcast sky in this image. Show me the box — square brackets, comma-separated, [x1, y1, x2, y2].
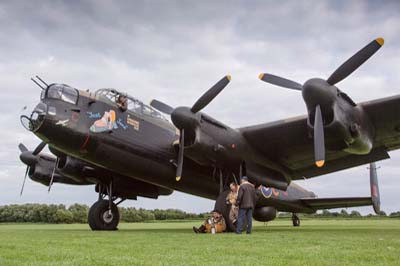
[0, 0, 399, 214]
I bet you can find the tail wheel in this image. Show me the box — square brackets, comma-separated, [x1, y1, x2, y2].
[88, 200, 120, 230]
[292, 214, 300, 227]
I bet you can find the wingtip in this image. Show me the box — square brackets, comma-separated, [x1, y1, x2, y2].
[258, 73, 265, 80]
[376, 37, 384, 46]
[315, 160, 325, 168]
[226, 75, 231, 81]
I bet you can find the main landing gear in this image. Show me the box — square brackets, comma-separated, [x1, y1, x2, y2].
[292, 213, 300, 227]
[88, 181, 125, 230]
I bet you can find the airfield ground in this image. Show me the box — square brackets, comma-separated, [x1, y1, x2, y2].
[0, 219, 399, 266]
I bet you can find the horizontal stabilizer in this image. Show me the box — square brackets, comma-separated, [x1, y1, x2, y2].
[301, 197, 372, 210]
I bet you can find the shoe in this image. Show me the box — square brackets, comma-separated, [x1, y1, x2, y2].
[193, 226, 199, 234]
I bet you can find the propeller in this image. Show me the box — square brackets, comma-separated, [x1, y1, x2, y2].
[314, 105, 325, 167]
[258, 73, 302, 91]
[190, 75, 231, 113]
[327, 38, 384, 85]
[149, 99, 173, 115]
[18, 141, 46, 196]
[48, 157, 59, 192]
[150, 75, 232, 180]
[20, 164, 30, 196]
[175, 129, 185, 181]
[258, 38, 384, 168]
[33, 141, 46, 155]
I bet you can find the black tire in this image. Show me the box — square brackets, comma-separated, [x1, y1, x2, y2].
[88, 200, 120, 231]
[292, 215, 300, 227]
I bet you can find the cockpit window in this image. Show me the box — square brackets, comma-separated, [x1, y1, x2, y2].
[46, 84, 78, 104]
[96, 88, 167, 121]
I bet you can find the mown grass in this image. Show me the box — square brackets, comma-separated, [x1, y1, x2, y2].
[0, 219, 399, 266]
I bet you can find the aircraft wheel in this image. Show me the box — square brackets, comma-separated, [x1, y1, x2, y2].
[88, 200, 120, 230]
[292, 214, 300, 227]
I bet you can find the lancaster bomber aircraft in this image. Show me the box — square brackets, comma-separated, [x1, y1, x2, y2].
[19, 38, 399, 230]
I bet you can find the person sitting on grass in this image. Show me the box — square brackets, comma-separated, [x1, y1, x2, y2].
[193, 210, 226, 234]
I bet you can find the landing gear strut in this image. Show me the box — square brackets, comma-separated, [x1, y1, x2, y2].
[292, 213, 300, 227]
[88, 181, 124, 231]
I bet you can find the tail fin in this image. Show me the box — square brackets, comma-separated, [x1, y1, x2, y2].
[369, 162, 381, 214]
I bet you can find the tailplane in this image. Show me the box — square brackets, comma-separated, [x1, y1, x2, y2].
[301, 162, 381, 214]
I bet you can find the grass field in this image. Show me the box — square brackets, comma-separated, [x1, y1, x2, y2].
[0, 219, 399, 266]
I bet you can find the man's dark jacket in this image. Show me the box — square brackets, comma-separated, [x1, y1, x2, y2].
[236, 182, 257, 209]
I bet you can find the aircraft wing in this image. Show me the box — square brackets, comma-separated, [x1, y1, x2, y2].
[301, 197, 372, 210]
[239, 95, 400, 180]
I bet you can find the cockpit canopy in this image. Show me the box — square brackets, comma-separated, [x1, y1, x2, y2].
[95, 88, 167, 121]
[42, 84, 79, 105]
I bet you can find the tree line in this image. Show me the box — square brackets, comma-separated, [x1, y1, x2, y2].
[0, 204, 399, 224]
[0, 204, 209, 224]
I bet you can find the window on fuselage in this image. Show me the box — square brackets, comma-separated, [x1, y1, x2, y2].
[46, 84, 78, 104]
[95, 89, 167, 120]
[127, 98, 143, 114]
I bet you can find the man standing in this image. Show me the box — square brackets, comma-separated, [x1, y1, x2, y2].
[236, 176, 257, 234]
[226, 182, 239, 226]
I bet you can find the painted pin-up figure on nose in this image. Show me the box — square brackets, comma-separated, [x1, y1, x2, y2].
[90, 110, 117, 133]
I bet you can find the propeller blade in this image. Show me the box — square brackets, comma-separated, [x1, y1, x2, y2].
[20, 166, 29, 196]
[190, 75, 231, 113]
[33, 141, 46, 155]
[150, 99, 174, 115]
[258, 73, 303, 90]
[18, 143, 28, 153]
[327, 38, 384, 85]
[314, 105, 325, 167]
[176, 129, 185, 181]
[48, 157, 59, 192]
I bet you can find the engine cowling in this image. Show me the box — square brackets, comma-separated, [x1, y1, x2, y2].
[253, 206, 277, 222]
[57, 156, 90, 182]
[28, 156, 89, 186]
[309, 100, 374, 155]
[182, 116, 245, 167]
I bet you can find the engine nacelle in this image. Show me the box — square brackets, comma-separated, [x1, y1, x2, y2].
[183, 116, 245, 167]
[308, 102, 374, 155]
[253, 206, 277, 222]
[57, 156, 89, 182]
[28, 156, 87, 186]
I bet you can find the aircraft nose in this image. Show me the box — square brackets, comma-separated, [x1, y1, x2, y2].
[20, 102, 48, 132]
